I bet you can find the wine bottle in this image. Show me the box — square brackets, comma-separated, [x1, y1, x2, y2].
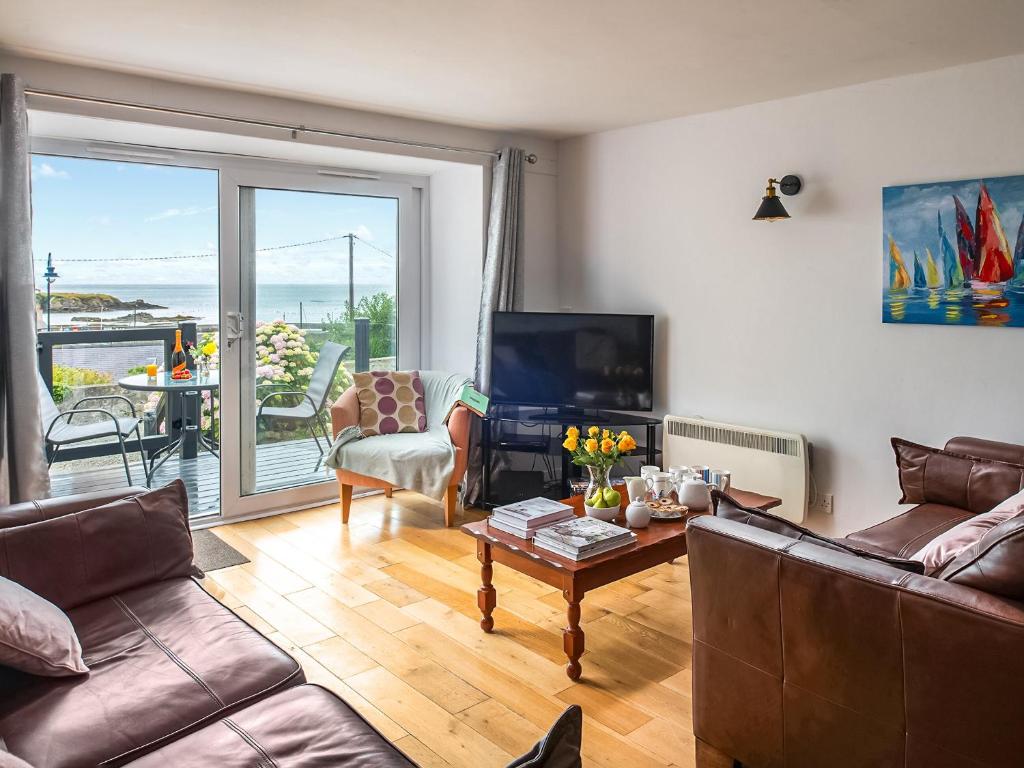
[170, 329, 190, 380]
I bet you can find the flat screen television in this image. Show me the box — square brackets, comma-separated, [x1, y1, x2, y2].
[489, 311, 654, 411]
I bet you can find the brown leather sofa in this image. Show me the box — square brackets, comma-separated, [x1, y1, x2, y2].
[687, 436, 1024, 768]
[0, 483, 419, 767]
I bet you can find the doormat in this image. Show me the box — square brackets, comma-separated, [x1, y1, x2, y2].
[192, 529, 250, 573]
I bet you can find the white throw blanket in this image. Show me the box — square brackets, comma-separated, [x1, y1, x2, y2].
[324, 371, 471, 500]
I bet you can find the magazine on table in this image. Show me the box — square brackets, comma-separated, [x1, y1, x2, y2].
[532, 517, 634, 552]
[533, 532, 637, 561]
[492, 497, 574, 527]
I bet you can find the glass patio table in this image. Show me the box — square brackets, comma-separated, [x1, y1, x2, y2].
[119, 371, 220, 477]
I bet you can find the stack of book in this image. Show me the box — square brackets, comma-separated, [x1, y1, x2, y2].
[488, 497, 575, 539]
[533, 517, 637, 561]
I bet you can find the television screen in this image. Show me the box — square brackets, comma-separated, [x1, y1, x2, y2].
[490, 312, 654, 411]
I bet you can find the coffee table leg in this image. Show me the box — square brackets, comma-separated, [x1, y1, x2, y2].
[563, 586, 584, 681]
[477, 541, 496, 633]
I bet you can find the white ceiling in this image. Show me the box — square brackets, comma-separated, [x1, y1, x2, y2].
[3, 0, 1024, 137]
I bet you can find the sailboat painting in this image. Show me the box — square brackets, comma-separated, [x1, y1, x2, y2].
[883, 174, 1024, 327]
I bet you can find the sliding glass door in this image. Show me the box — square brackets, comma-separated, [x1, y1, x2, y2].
[29, 139, 425, 522]
[218, 168, 421, 517]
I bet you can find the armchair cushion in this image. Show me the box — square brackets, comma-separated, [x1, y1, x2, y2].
[0, 481, 193, 611]
[0, 575, 87, 677]
[353, 370, 426, 436]
[892, 437, 1024, 513]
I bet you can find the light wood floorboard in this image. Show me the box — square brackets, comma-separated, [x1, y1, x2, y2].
[200, 491, 696, 768]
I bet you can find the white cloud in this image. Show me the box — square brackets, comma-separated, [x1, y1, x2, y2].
[145, 205, 215, 222]
[33, 162, 69, 179]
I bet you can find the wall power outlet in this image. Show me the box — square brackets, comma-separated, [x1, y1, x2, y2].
[818, 493, 834, 515]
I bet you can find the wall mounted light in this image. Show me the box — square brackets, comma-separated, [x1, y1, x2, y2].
[753, 175, 802, 221]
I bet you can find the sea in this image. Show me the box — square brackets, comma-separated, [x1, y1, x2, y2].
[48, 283, 394, 328]
[883, 284, 1024, 327]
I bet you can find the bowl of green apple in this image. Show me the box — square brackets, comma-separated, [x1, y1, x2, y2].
[584, 486, 621, 522]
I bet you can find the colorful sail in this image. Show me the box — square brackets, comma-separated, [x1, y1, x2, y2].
[1013, 213, 1024, 286]
[953, 195, 976, 282]
[913, 251, 927, 288]
[974, 183, 1014, 283]
[924, 248, 942, 288]
[939, 210, 963, 288]
[889, 235, 911, 289]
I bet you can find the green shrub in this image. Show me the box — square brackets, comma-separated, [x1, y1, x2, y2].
[50, 364, 112, 402]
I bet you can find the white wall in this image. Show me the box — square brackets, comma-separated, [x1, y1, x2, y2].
[557, 54, 1024, 535]
[1, 53, 559, 369]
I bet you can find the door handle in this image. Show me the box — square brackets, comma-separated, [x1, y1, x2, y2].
[225, 311, 244, 347]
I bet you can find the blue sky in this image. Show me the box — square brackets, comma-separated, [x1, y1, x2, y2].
[30, 154, 398, 288]
[882, 174, 1024, 274]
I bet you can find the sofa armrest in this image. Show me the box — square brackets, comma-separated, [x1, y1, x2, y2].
[686, 515, 1024, 767]
[330, 385, 360, 438]
[0, 480, 193, 610]
[0, 486, 150, 530]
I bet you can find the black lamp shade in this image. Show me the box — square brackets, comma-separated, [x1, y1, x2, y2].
[753, 194, 790, 221]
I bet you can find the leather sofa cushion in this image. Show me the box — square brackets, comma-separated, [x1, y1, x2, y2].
[713, 492, 925, 573]
[892, 438, 1024, 514]
[0, 487, 150, 530]
[944, 435, 1024, 466]
[844, 503, 974, 559]
[0, 578, 303, 768]
[937, 511, 1024, 599]
[122, 684, 416, 768]
[0, 481, 193, 611]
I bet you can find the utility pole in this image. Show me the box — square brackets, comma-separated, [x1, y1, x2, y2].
[347, 233, 355, 321]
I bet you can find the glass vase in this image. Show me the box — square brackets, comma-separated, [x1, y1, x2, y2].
[584, 464, 618, 520]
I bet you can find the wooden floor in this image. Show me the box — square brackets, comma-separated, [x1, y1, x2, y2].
[49, 437, 332, 519]
[200, 491, 697, 768]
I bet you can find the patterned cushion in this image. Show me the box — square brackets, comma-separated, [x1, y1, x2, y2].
[354, 370, 427, 436]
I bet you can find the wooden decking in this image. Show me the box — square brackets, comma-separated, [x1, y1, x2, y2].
[49, 437, 334, 519]
[200, 492, 697, 767]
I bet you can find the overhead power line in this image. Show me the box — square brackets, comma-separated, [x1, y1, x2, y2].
[32, 233, 393, 263]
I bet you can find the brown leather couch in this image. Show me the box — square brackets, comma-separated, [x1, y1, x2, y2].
[0, 483, 417, 767]
[687, 437, 1024, 768]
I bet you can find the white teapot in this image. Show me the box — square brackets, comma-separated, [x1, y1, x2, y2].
[676, 474, 711, 511]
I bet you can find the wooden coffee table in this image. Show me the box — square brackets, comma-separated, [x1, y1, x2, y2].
[461, 488, 781, 681]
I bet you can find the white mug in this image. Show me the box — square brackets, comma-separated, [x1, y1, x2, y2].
[647, 471, 674, 501]
[668, 465, 689, 483]
[640, 465, 661, 479]
[623, 476, 648, 504]
[709, 469, 732, 495]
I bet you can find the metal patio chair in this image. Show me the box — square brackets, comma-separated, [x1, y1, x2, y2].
[39, 374, 150, 487]
[257, 341, 349, 457]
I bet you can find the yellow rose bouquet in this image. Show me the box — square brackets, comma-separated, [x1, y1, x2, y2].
[562, 425, 638, 513]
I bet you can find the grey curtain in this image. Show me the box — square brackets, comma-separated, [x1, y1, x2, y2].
[0, 74, 50, 504]
[474, 147, 525, 391]
[466, 147, 525, 504]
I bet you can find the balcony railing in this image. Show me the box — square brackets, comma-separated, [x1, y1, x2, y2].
[37, 318, 377, 468]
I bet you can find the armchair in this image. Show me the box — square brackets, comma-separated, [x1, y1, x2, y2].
[330, 378, 471, 527]
[688, 436, 1024, 768]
